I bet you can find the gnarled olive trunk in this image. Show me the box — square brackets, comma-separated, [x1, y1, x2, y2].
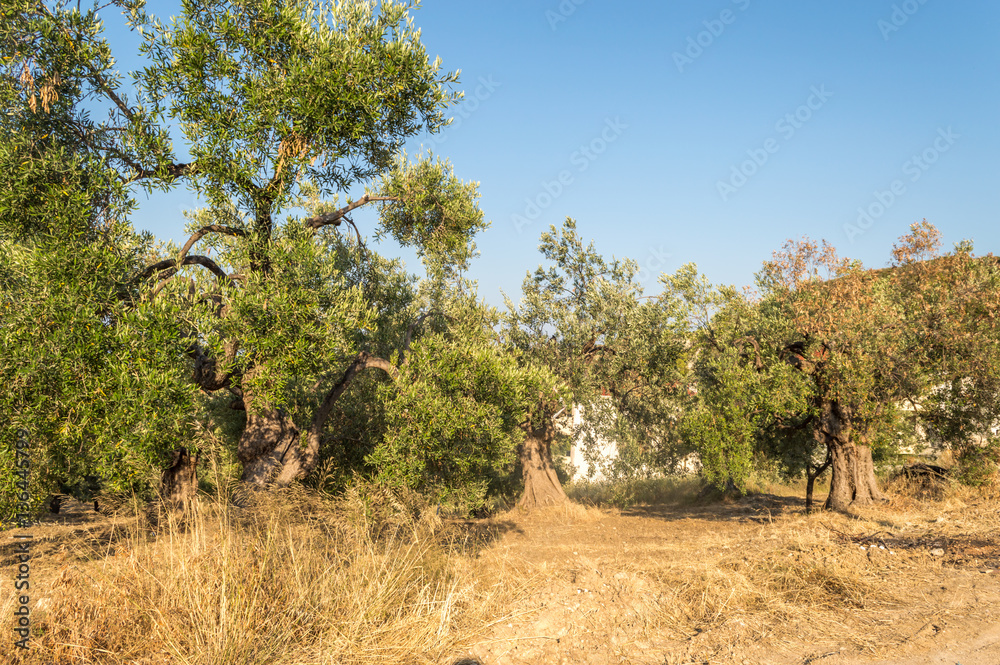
[161, 446, 199, 509]
[818, 400, 885, 511]
[238, 405, 304, 486]
[518, 417, 567, 509]
[237, 352, 398, 488]
[236, 361, 310, 487]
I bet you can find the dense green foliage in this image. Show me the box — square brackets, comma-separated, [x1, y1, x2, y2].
[372, 304, 559, 508]
[2, 1, 998, 519]
[1, 0, 561, 516]
[0, 2, 202, 515]
[0, 226, 200, 513]
[683, 224, 1000, 505]
[503, 219, 693, 482]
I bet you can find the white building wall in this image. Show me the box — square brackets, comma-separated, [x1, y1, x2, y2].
[568, 405, 618, 481]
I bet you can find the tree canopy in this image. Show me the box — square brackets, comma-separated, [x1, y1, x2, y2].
[686, 222, 1000, 510]
[2, 1, 998, 519]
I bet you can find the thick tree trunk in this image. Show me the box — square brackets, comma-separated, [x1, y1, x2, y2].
[238, 407, 303, 486]
[518, 418, 567, 509]
[819, 400, 886, 512]
[237, 352, 398, 489]
[161, 446, 198, 509]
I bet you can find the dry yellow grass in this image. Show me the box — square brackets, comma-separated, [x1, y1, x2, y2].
[3, 476, 999, 664]
[0, 485, 531, 665]
[469, 477, 1000, 664]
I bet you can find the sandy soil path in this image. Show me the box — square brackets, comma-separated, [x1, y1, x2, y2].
[462, 496, 1000, 665]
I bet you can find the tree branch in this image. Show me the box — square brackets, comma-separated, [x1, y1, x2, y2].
[126, 161, 196, 183]
[187, 339, 240, 393]
[138, 255, 236, 287]
[36, 4, 195, 183]
[177, 225, 247, 265]
[39, 3, 135, 121]
[303, 194, 399, 232]
[783, 340, 815, 374]
[738, 335, 764, 371]
[582, 336, 615, 362]
[286, 352, 399, 479]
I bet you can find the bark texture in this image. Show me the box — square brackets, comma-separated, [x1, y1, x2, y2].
[818, 400, 885, 511]
[161, 446, 199, 509]
[237, 352, 398, 488]
[238, 406, 302, 486]
[518, 418, 567, 509]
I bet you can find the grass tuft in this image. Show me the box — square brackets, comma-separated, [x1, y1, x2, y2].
[1, 484, 527, 665]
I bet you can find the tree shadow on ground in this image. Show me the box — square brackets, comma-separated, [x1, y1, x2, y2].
[620, 492, 806, 524]
[442, 517, 524, 554]
[840, 505, 908, 531]
[1, 498, 136, 566]
[824, 515, 1000, 569]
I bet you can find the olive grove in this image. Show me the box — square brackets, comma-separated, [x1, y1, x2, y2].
[2, 1, 998, 519]
[685, 222, 1000, 510]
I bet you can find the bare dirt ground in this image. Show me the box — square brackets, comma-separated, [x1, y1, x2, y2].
[459, 487, 1000, 665]
[5, 483, 1000, 665]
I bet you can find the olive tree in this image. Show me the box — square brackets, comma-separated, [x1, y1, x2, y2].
[367, 292, 561, 511]
[696, 222, 1000, 511]
[3, 0, 494, 496]
[503, 219, 691, 508]
[0, 1, 200, 514]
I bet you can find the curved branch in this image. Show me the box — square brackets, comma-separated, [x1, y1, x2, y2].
[183, 327, 240, 393]
[149, 277, 171, 300]
[315, 351, 399, 426]
[304, 194, 399, 232]
[703, 324, 725, 353]
[342, 216, 365, 247]
[582, 337, 615, 362]
[138, 258, 179, 281]
[138, 255, 235, 288]
[177, 225, 247, 265]
[738, 335, 764, 371]
[120, 160, 196, 184]
[137, 256, 228, 283]
[278, 351, 398, 483]
[360, 355, 400, 381]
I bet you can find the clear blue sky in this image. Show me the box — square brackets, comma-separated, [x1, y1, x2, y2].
[125, 1, 1000, 305]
